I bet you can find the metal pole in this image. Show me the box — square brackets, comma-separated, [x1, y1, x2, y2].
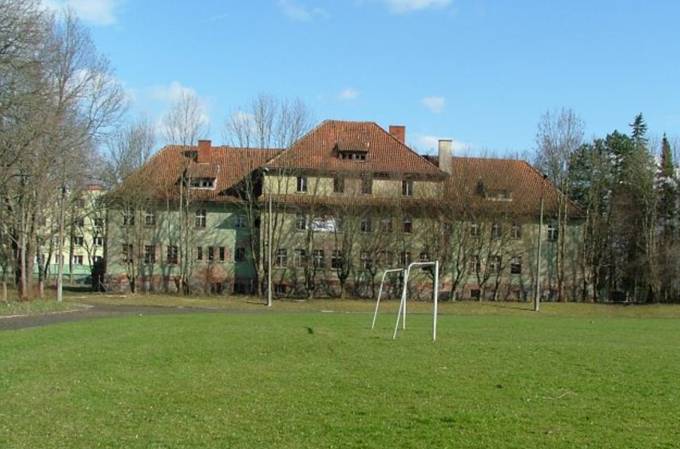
[402, 267, 409, 329]
[56, 184, 66, 302]
[56, 186, 66, 302]
[267, 192, 273, 307]
[433, 260, 439, 342]
[372, 274, 386, 329]
[372, 268, 403, 329]
[393, 268, 409, 339]
[534, 177, 546, 312]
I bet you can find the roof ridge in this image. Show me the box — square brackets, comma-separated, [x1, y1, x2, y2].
[375, 122, 445, 173]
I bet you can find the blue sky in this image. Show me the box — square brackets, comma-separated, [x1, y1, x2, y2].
[48, 0, 680, 156]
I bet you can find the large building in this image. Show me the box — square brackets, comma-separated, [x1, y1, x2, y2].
[106, 120, 583, 300]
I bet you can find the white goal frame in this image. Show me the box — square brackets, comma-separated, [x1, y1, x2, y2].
[371, 268, 405, 330]
[393, 261, 440, 342]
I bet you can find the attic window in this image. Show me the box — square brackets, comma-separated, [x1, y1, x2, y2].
[190, 178, 215, 189]
[183, 150, 198, 161]
[339, 151, 367, 161]
[486, 189, 513, 202]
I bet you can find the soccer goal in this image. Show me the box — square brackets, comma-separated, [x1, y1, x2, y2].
[371, 268, 405, 330]
[371, 261, 440, 342]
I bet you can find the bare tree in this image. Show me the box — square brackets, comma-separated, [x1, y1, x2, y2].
[223, 94, 312, 297]
[534, 108, 584, 301]
[161, 91, 209, 294]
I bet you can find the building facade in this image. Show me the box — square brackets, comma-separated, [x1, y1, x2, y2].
[106, 120, 585, 300]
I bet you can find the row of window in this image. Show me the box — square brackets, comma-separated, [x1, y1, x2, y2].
[296, 176, 415, 197]
[467, 255, 523, 275]
[122, 245, 247, 265]
[294, 214, 414, 233]
[272, 249, 428, 270]
[72, 236, 104, 246]
[468, 223, 558, 242]
[123, 210, 248, 230]
[35, 255, 102, 265]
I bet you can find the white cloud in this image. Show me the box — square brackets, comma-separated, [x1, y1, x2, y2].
[43, 0, 120, 26]
[277, 0, 329, 21]
[148, 81, 211, 132]
[421, 96, 446, 113]
[338, 88, 360, 101]
[415, 134, 469, 153]
[381, 0, 451, 14]
[149, 81, 198, 103]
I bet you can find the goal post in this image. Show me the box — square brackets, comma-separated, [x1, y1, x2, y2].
[371, 268, 404, 330]
[392, 260, 440, 342]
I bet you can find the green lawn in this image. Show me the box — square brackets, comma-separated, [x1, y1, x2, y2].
[1, 309, 679, 448]
[0, 299, 84, 317]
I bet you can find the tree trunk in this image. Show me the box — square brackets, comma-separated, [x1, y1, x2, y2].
[2, 282, 7, 302]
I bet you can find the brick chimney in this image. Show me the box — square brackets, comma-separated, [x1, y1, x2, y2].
[389, 125, 406, 144]
[438, 139, 453, 175]
[197, 139, 211, 163]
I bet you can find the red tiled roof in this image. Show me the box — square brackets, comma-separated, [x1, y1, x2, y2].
[113, 145, 280, 203]
[429, 156, 582, 219]
[265, 120, 446, 178]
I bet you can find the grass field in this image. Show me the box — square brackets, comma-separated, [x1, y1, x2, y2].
[1, 303, 679, 448]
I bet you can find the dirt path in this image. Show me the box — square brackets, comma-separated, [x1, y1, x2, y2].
[0, 303, 218, 331]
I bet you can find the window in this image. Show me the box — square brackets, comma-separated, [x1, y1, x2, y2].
[275, 249, 288, 267]
[196, 247, 203, 261]
[72, 255, 84, 265]
[400, 251, 411, 267]
[489, 255, 502, 273]
[208, 246, 215, 262]
[333, 176, 345, 193]
[294, 249, 307, 267]
[74, 236, 84, 246]
[296, 176, 308, 193]
[235, 215, 247, 228]
[361, 177, 372, 195]
[144, 245, 156, 264]
[340, 151, 366, 161]
[403, 216, 413, 233]
[235, 247, 246, 262]
[547, 224, 558, 242]
[144, 210, 156, 226]
[93, 256, 103, 263]
[219, 247, 226, 262]
[123, 210, 135, 226]
[167, 246, 178, 265]
[491, 223, 502, 240]
[94, 237, 104, 246]
[123, 244, 133, 263]
[470, 223, 480, 238]
[190, 178, 215, 188]
[360, 216, 372, 233]
[510, 256, 522, 274]
[94, 218, 104, 229]
[195, 209, 207, 228]
[331, 250, 343, 269]
[74, 217, 85, 227]
[511, 223, 522, 240]
[312, 249, 325, 268]
[402, 180, 414, 196]
[295, 213, 306, 231]
[468, 255, 481, 274]
[380, 217, 393, 233]
[379, 251, 394, 267]
[360, 251, 372, 270]
[419, 251, 429, 262]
